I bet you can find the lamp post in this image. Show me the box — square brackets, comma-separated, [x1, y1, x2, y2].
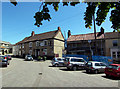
[88, 40, 93, 60]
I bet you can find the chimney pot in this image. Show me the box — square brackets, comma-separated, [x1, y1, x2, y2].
[58, 26, 61, 30]
[68, 30, 71, 38]
[31, 31, 35, 36]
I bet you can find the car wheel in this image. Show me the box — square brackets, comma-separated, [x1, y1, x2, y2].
[95, 70, 99, 74]
[55, 64, 58, 67]
[73, 66, 77, 71]
[86, 70, 89, 73]
[106, 74, 109, 77]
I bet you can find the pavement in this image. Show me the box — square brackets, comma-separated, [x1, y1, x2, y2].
[0, 57, 119, 87]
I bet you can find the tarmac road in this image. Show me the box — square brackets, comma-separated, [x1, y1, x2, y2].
[0, 58, 119, 87]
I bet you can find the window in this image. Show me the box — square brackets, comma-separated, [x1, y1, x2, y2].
[112, 52, 116, 58]
[100, 63, 106, 66]
[113, 40, 118, 46]
[22, 44, 24, 48]
[71, 58, 84, 62]
[36, 41, 39, 46]
[29, 50, 32, 55]
[29, 42, 32, 47]
[44, 40, 47, 46]
[95, 63, 101, 66]
[117, 51, 120, 58]
[48, 41, 52, 46]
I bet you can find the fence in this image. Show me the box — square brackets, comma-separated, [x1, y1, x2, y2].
[63, 54, 113, 65]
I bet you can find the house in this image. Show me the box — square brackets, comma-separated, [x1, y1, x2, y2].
[0, 41, 12, 55]
[13, 27, 65, 59]
[67, 30, 120, 62]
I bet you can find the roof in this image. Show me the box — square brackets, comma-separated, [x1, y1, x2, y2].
[67, 32, 119, 42]
[14, 29, 64, 45]
[110, 64, 120, 66]
[0, 41, 11, 44]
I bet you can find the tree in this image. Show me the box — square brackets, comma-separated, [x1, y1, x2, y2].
[10, 0, 120, 32]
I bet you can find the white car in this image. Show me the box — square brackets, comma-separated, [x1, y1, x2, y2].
[25, 55, 33, 61]
[64, 57, 87, 71]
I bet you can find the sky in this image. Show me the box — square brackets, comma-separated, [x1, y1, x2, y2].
[2, 2, 114, 44]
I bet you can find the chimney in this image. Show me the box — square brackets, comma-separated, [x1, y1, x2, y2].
[58, 26, 61, 30]
[31, 31, 35, 36]
[68, 30, 71, 38]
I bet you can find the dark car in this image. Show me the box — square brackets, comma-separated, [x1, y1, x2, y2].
[105, 64, 120, 78]
[5, 55, 12, 60]
[0, 56, 8, 67]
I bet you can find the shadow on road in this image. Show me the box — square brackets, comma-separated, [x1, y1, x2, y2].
[82, 71, 105, 75]
[48, 65, 66, 67]
[102, 75, 120, 80]
[59, 68, 85, 71]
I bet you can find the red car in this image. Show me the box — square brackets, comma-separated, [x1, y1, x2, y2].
[105, 64, 120, 78]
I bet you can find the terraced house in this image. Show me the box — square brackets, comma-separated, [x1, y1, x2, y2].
[13, 27, 65, 59]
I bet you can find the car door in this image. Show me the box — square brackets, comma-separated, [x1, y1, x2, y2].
[100, 63, 107, 72]
[94, 63, 102, 71]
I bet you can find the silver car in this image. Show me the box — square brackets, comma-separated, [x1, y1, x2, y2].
[51, 57, 65, 67]
[85, 61, 107, 74]
[64, 57, 87, 71]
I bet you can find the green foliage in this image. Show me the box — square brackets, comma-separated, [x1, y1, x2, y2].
[84, 2, 120, 31]
[84, 2, 98, 29]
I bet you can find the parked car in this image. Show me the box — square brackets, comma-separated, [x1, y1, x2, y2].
[5, 55, 12, 60]
[0, 56, 8, 67]
[51, 57, 65, 67]
[105, 64, 120, 78]
[85, 61, 107, 74]
[25, 55, 33, 61]
[64, 57, 86, 71]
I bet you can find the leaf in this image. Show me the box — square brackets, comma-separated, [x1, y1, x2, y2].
[10, 0, 17, 6]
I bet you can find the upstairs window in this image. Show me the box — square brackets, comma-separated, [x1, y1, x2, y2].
[113, 40, 118, 46]
[22, 44, 24, 48]
[44, 40, 47, 46]
[29, 42, 32, 47]
[36, 41, 39, 46]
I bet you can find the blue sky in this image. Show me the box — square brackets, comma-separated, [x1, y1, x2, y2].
[2, 2, 114, 44]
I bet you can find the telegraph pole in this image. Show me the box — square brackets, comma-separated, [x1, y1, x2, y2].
[93, 13, 97, 55]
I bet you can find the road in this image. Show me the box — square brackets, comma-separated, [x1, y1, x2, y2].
[0, 58, 119, 87]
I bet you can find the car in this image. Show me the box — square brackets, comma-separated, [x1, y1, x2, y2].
[0, 56, 8, 67]
[25, 55, 33, 61]
[105, 64, 120, 78]
[5, 55, 12, 60]
[51, 57, 65, 67]
[64, 57, 86, 71]
[85, 61, 107, 74]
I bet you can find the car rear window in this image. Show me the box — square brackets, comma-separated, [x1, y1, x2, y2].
[71, 58, 84, 62]
[87, 62, 92, 67]
[108, 65, 119, 70]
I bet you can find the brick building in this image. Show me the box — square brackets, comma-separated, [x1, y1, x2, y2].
[13, 27, 65, 59]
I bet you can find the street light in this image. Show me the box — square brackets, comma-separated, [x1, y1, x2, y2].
[88, 40, 93, 60]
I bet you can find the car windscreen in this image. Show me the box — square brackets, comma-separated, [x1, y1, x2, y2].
[0, 56, 5, 59]
[71, 58, 84, 62]
[108, 65, 119, 70]
[27, 55, 32, 57]
[65, 58, 70, 62]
